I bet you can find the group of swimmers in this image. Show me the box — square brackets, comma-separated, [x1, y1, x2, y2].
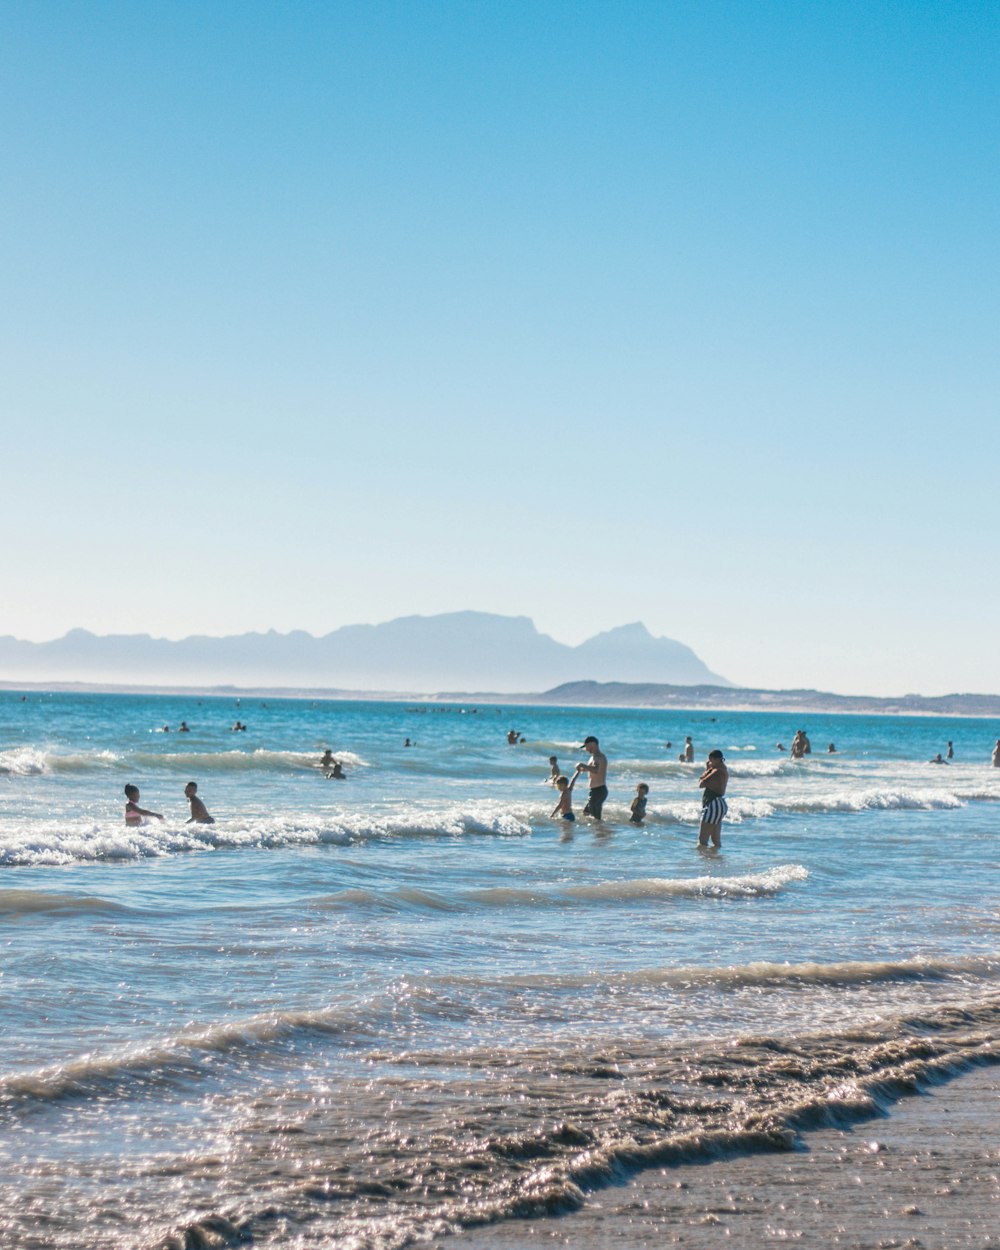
[124, 782, 214, 826]
[544, 735, 730, 849]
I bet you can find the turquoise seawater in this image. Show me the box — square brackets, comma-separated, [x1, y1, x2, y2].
[2, 691, 999, 1248]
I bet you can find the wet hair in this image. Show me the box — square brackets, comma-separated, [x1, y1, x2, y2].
[555, 775, 569, 787]
[708, 750, 724, 761]
[124, 784, 139, 799]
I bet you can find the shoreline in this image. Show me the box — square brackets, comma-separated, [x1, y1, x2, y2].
[4, 680, 1000, 720]
[447, 1063, 1000, 1249]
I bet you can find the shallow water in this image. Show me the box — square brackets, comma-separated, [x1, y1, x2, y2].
[1, 692, 998, 1247]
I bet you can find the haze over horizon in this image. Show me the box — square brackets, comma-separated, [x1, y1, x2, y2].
[3, 3, 998, 698]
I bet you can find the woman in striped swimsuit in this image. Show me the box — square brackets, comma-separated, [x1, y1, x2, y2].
[697, 750, 729, 849]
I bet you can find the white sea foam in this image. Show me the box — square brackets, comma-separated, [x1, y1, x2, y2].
[0, 746, 50, 776]
[0, 744, 369, 777]
[0, 805, 534, 866]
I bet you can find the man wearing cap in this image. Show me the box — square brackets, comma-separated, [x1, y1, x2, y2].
[575, 735, 608, 819]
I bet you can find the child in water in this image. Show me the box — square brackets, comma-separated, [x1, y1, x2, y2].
[124, 784, 163, 827]
[630, 782, 649, 824]
[184, 781, 215, 824]
[550, 774, 578, 822]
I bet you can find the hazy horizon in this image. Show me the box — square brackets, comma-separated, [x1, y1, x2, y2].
[3, 3, 997, 697]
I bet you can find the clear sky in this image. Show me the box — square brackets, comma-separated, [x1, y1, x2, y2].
[2, 1, 998, 696]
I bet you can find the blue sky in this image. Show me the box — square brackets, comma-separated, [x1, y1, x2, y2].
[2, 1, 998, 695]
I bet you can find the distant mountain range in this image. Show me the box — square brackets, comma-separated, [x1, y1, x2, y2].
[0, 612, 732, 692]
[520, 681, 1000, 718]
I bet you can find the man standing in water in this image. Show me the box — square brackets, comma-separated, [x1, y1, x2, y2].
[576, 735, 608, 819]
[697, 749, 729, 849]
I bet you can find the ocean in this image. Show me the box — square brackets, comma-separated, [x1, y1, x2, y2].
[1, 691, 998, 1248]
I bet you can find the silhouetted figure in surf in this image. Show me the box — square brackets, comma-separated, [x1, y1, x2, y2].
[698, 750, 729, 849]
[184, 781, 215, 824]
[630, 783, 649, 825]
[577, 736, 608, 819]
[124, 784, 163, 827]
[550, 774, 578, 822]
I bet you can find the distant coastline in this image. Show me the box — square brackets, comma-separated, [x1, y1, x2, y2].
[4, 678, 1000, 718]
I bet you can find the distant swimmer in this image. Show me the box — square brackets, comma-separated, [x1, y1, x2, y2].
[231, 721, 246, 732]
[161, 725, 170, 733]
[320, 749, 335, 770]
[697, 750, 729, 849]
[404, 738, 412, 748]
[663, 741, 672, 750]
[577, 735, 608, 819]
[928, 753, 948, 765]
[548, 755, 560, 785]
[828, 743, 836, 753]
[507, 730, 519, 745]
[184, 781, 215, 824]
[776, 742, 786, 752]
[327, 761, 346, 779]
[630, 782, 649, 825]
[684, 736, 694, 763]
[790, 730, 806, 759]
[947, 741, 954, 760]
[178, 721, 190, 733]
[550, 773, 578, 822]
[124, 784, 163, 826]
[993, 740, 1000, 767]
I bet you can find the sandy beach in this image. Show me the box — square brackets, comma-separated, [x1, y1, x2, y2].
[449, 1065, 1000, 1250]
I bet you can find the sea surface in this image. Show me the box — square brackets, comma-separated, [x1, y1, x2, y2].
[1, 691, 999, 1248]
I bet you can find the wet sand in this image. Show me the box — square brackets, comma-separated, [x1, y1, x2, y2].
[448, 1066, 1000, 1250]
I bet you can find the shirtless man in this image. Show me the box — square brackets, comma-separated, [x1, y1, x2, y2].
[184, 781, 215, 824]
[576, 735, 608, 819]
[697, 750, 729, 849]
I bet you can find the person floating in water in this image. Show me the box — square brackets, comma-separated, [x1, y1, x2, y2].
[630, 782, 649, 824]
[827, 742, 837, 753]
[697, 750, 729, 849]
[184, 781, 215, 823]
[124, 784, 163, 827]
[178, 721, 190, 733]
[327, 760, 346, 779]
[577, 736, 608, 819]
[550, 773, 578, 822]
